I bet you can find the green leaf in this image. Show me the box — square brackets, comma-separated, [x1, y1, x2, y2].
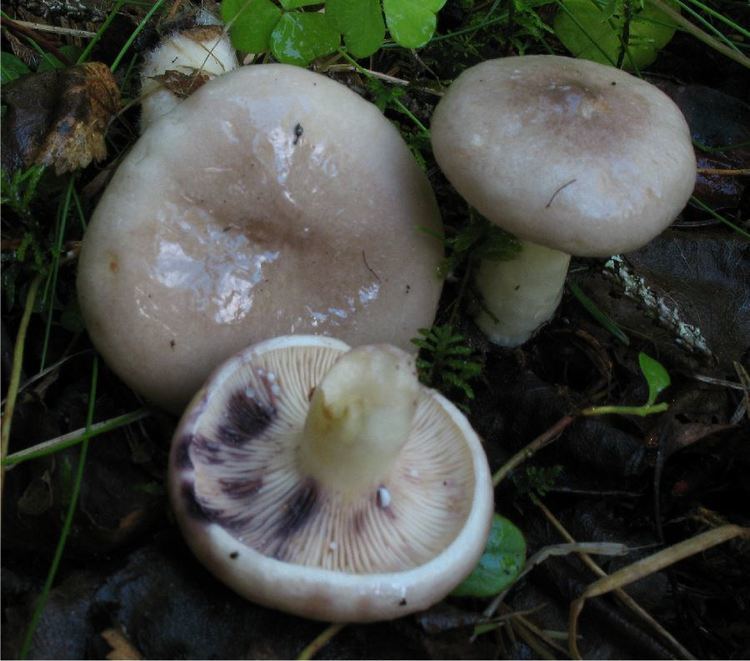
[328, 0, 386, 57]
[37, 45, 83, 72]
[280, 0, 320, 7]
[452, 514, 526, 597]
[638, 352, 670, 406]
[222, 0, 282, 53]
[553, 0, 678, 70]
[270, 12, 340, 65]
[367, 78, 406, 111]
[383, 0, 447, 48]
[569, 280, 629, 345]
[1, 51, 31, 83]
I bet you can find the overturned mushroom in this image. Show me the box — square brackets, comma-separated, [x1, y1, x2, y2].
[78, 64, 443, 413]
[169, 335, 494, 622]
[431, 55, 696, 346]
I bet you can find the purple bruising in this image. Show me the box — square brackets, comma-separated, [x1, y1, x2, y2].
[191, 434, 226, 465]
[278, 478, 319, 538]
[173, 436, 194, 470]
[219, 476, 263, 499]
[217, 389, 276, 446]
[181, 481, 214, 523]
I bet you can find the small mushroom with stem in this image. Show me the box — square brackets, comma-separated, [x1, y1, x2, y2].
[169, 335, 494, 622]
[140, 18, 238, 130]
[77, 64, 443, 413]
[431, 55, 696, 346]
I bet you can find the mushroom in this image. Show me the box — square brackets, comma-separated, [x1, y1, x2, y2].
[140, 23, 238, 130]
[169, 335, 494, 622]
[77, 64, 443, 413]
[430, 55, 696, 346]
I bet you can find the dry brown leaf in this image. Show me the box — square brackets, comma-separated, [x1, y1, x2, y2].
[1, 61, 120, 175]
[150, 69, 210, 99]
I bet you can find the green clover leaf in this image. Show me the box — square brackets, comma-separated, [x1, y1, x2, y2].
[221, 0, 282, 53]
[270, 12, 340, 65]
[223, 0, 447, 66]
[554, 0, 678, 70]
[383, 0, 447, 48]
[452, 514, 526, 598]
[327, 0, 385, 58]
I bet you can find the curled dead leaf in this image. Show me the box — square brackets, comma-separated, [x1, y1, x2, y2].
[1, 61, 120, 175]
[149, 69, 210, 100]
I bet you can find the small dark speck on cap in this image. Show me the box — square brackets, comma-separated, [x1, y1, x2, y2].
[230, 551, 239, 559]
[399, 598, 407, 606]
[170, 339, 176, 348]
[611, 81, 617, 86]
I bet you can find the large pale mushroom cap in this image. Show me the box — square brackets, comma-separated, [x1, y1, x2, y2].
[431, 55, 696, 257]
[78, 64, 443, 413]
[169, 336, 494, 622]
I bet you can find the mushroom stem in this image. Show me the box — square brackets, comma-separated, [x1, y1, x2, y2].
[473, 240, 571, 346]
[300, 345, 420, 494]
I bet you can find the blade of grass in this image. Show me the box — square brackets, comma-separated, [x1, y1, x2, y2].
[679, 0, 750, 39]
[40, 176, 75, 371]
[648, 0, 750, 68]
[1, 274, 43, 482]
[568, 280, 630, 346]
[569, 524, 750, 659]
[3, 408, 150, 467]
[110, 0, 169, 73]
[338, 50, 430, 134]
[671, 0, 746, 53]
[18, 356, 99, 659]
[297, 623, 346, 660]
[72, 185, 87, 232]
[690, 196, 750, 239]
[76, 0, 127, 64]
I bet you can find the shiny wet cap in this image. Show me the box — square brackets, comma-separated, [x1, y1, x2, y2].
[431, 55, 696, 256]
[77, 64, 443, 413]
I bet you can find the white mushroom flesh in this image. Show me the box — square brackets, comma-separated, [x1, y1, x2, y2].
[301, 345, 420, 493]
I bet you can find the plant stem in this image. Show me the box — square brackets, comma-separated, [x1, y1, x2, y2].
[337, 50, 430, 135]
[297, 623, 346, 660]
[111, 0, 168, 72]
[3, 408, 150, 467]
[19, 357, 99, 659]
[1, 274, 42, 485]
[492, 415, 576, 487]
[582, 403, 668, 416]
[648, 0, 750, 69]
